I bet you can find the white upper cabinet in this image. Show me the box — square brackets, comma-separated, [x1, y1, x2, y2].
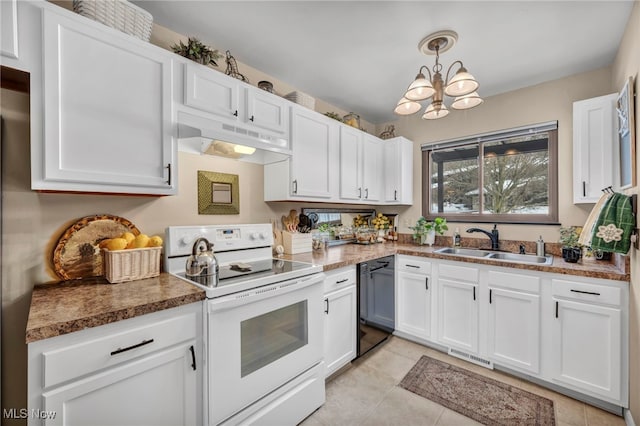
[1, 0, 18, 59]
[245, 86, 289, 134]
[338, 128, 383, 203]
[264, 105, 338, 201]
[37, 8, 176, 195]
[184, 62, 240, 120]
[573, 93, 618, 203]
[383, 137, 413, 205]
[361, 134, 383, 202]
[339, 125, 363, 201]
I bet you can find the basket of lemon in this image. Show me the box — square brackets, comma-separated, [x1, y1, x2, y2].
[101, 232, 163, 283]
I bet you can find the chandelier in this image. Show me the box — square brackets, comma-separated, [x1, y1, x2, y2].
[394, 30, 483, 120]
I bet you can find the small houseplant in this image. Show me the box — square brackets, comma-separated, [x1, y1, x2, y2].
[171, 37, 222, 67]
[559, 226, 583, 263]
[410, 217, 448, 246]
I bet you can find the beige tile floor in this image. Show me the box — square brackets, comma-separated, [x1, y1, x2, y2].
[302, 336, 626, 426]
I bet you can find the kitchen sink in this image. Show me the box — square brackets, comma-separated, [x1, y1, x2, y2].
[434, 247, 553, 265]
[487, 252, 553, 265]
[434, 247, 493, 257]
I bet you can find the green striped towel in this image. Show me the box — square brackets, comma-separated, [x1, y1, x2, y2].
[590, 193, 634, 254]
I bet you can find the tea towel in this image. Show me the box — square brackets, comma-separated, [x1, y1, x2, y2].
[578, 192, 612, 248]
[590, 192, 635, 254]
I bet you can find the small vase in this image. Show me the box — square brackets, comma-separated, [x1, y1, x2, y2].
[562, 247, 582, 263]
[419, 230, 436, 246]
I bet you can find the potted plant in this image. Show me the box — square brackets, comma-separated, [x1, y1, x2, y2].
[171, 37, 222, 67]
[559, 226, 583, 263]
[410, 217, 448, 246]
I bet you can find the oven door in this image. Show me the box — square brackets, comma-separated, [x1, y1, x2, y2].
[206, 273, 324, 425]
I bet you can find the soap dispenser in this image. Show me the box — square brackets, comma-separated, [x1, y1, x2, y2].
[453, 228, 461, 247]
[536, 236, 545, 256]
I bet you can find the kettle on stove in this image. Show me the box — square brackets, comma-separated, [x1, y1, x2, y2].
[185, 237, 219, 287]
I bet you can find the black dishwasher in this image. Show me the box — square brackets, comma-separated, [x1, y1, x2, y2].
[357, 255, 395, 357]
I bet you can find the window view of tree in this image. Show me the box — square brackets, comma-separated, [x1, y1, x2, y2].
[425, 124, 557, 224]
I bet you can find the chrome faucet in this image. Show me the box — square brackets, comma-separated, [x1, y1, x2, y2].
[466, 224, 500, 250]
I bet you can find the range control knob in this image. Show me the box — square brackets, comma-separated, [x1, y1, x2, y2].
[250, 232, 260, 240]
[180, 235, 198, 246]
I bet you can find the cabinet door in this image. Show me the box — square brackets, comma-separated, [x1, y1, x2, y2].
[362, 135, 382, 202]
[339, 125, 363, 201]
[383, 137, 413, 204]
[572, 93, 617, 203]
[1, 0, 18, 59]
[290, 107, 337, 198]
[396, 270, 431, 340]
[437, 278, 479, 354]
[324, 285, 357, 377]
[43, 343, 198, 426]
[488, 287, 540, 374]
[41, 10, 175, 194]
[552, 299, 622, 400]
[245, 87, 288, 134]
[185, 62, 240, 121]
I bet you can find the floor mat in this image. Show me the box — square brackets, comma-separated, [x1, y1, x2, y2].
[399, 355, 555, 425]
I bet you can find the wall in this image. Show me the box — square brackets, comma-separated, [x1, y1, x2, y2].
[611, 1, 640, 422]
[378, 66, 614, 244]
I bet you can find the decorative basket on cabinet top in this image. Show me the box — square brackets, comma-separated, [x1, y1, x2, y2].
[72, 0, 153, 42]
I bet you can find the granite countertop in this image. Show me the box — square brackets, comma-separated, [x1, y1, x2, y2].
[281, 242, 629, 281]
[27, 242, 627, 344]
[26, 274, 205, 343]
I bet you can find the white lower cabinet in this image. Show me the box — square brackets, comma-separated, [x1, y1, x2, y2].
[551, 278, 624, 403]
[487, 271, 541, 374]
[323, 266, 357, 377]
[28, 304, 202, 426]
[394, 256, 628, 408]
[437, 263, 480, 354]
[396, 256, 432, 340]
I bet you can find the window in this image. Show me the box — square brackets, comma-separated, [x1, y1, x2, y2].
[422, 122, 558, 224]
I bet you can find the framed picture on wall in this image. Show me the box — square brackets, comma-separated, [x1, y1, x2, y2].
[617, 76, 636, 189]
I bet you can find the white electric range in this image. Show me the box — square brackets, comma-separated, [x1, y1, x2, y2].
[164, 224, 325, 426]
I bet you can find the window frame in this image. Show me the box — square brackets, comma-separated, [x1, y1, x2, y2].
[421, 122, 559, 225]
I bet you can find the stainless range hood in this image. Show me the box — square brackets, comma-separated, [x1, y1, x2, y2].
[177, 111, 291, 164]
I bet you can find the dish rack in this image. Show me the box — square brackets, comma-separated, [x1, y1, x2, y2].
[284, 91, 315, 110]
[72, 0, 153, 42]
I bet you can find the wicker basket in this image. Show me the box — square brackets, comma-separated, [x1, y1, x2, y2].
[103, 247, 161, 283]
[284, 91, 316, 110]
[73, 0, 153, 42]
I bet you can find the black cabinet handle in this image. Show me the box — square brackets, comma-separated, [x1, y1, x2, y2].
[110, 339, 154, 356]
[555, 301, 559, 318]
[166, 164, 172, 186]
[473, 287, 476, 301]
[394, 190, 398, 201]
[582, 181, 586, 197]
[425, 277, 429, 290]
[570, 289, 601, 296]
[189, 345, 196, 371]
[233, 110, 238, 117]
[249, 115, 255, 122]
[324, 298, 329, 314]
[365, 188, 369, 199]
[336, 278, 349, 284]
[358, 187, 362, 198]
[292, 180, 298, 194]
[489, 289, 492, 304]
[405, 264, 420, 269]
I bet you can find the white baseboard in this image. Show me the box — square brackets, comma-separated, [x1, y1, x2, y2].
[625, 408, 636, 426]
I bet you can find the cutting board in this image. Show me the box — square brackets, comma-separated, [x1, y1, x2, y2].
[52, 214, 140, 280]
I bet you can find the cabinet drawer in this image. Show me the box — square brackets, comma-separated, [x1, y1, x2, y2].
[42, 309, 198, 388]
[439, 263, 479, 282]
[397, 256, 431, 274]
[552, 279, 621, 306]
[324, 266, 356, 293]
[488, 271, 540, 294]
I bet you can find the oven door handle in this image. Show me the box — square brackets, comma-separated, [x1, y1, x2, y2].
[207, 273, 325, 311]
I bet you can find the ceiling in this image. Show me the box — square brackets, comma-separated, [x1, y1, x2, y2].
[133, 1, 635, 124]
